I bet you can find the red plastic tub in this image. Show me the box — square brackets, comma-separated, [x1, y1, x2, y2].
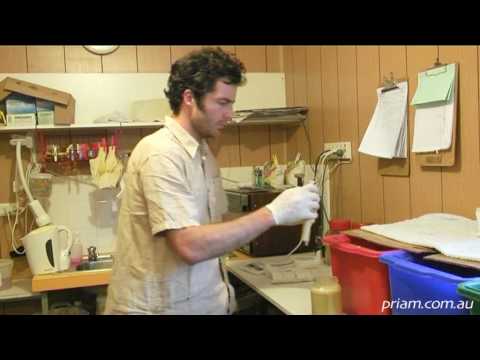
[323, 233, 396, 315]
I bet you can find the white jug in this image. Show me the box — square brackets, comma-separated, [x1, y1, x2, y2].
[22, 224, 73, 275]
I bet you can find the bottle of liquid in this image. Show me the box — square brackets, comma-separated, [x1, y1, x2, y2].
[70, 232, 83, 270]
[310, 276, 342, 315]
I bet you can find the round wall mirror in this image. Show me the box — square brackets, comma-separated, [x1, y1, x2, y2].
[83, 46, 120, 55]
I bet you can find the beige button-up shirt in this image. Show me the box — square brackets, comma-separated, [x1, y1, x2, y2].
[105, 117, 232, 314]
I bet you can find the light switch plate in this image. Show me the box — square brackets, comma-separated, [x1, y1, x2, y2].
[324, 142, 352, 161]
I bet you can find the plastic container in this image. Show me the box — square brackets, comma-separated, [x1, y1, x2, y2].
[311, 276, 342, 315]
[69, 232, 83, 269]
[324, 219, 351, 265]
[380, 250, 480, 315]
[457, 280, 480, 315]
[0, 258, 14, 291]
[323, 233, 396, 315]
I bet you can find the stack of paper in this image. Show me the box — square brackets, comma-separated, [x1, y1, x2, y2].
[359, 81, 408, 159]
[411, 64, 456, 153]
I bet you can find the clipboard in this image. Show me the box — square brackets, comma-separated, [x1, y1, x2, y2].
[377, 73, 410, 176]
[415, 61, 458, 167]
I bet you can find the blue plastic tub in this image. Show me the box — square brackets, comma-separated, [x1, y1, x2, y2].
[379, 250, 480, 315]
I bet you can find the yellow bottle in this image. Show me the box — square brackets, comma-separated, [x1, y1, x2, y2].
[310, 276, 342, 315]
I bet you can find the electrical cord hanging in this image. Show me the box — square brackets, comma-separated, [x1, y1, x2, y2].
[285, 149, 337, 257]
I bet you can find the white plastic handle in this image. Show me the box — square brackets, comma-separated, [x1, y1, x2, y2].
[57, 225, 73, 252]
[301, 219, 315, 245]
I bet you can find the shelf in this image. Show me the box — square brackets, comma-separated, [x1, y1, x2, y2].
[0, 121, 164, 132]
[227, 115, 306, 127]
[0, 125, 36, 132]
[228, 106, 308, 127]
[120, 121, 164, 128]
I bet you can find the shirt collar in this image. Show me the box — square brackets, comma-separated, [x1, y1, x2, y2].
[164, 116, 205, 159]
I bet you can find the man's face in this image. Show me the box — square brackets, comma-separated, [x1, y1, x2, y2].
[190, 80, 237, 139]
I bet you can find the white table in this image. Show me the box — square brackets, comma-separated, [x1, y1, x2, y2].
[226, 253, 333, 315]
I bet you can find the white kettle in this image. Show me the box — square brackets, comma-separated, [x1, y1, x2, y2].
[22, 225, 73, 275]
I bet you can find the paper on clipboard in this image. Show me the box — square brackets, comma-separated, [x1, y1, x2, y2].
[359, 81, 408, 159]
[411, 64, 456, 153]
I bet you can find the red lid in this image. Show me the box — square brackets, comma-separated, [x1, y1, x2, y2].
[329, 218, 351, 231]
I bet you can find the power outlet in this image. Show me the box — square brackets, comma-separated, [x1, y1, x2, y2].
[324, 142, 352, 161]
[0, 203, 17, 216]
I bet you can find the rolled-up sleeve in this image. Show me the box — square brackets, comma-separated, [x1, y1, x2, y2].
[140, 153, 200, 235]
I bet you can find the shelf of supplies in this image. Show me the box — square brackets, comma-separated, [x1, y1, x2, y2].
[0, 122, 164, 132]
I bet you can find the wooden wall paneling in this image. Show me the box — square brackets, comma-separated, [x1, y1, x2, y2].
[320, 46, 341, 217]
[208, 127, 241, 167]
[285, 47, 309, 164]
[237, 46, 269, 166]
[65, 46, 102, 73]
[0, 46, 27, 72]
[137, 46, 171, 72]
[266, 46, 284, 73]
[268, 125, 286, 165]
[0, 216, 9, 258]
[284, 46, 295, 108]
[0, 134, 16, 258]
[320, 46, 340, 144]
[267, 46, 286, 164]
[283, 46, 297, 163]
[140, 127, 160, 137]
[219, 46, 236, 54]
[379, 46, 411, 223]
[118, 129, 144, 154]
[238, 126, 271, 166]
[305, 46, 323, 159]
[406, 46, 443, 217]
[337, 46, 362, 223]
[170, 46, 203, 64]
[26, 46, 66, 73]
[101, 46, 138, 73]
[356, 46, 385, 224]
[219, 46, 240, 146]
[440, 46, 480, 218]
[234, 46, 267, 72]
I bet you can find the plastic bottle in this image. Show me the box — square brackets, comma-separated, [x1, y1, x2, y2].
[310, 276, 342, 315]
[70, 232, 83, 270]
[324, 219, 351, 265]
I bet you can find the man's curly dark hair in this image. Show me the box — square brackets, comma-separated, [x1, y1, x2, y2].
[164, 47, 247, 115]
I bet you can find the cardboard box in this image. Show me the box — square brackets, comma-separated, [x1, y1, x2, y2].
[0, 77, 75, 125]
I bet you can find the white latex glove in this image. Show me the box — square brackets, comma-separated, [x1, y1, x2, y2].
[265, 183, 320, 226]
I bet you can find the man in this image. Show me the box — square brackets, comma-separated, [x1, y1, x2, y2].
[104, 47, 320, 315]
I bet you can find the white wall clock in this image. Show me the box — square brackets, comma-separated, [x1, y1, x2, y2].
[83, 46, 120, 55]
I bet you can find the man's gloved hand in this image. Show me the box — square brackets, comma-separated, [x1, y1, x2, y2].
[265, 183, 320, 226]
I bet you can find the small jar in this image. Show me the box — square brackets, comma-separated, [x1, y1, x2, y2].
[311, 276, 342, 315]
